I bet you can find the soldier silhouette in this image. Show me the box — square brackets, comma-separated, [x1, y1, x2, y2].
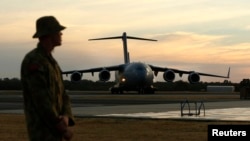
[21, 16, 75, 141]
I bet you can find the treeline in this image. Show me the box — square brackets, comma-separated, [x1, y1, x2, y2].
[0, 77, 241, 92]
[0, 78, 22, 90]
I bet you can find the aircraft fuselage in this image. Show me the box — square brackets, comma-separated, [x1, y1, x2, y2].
[112, 62, 156, 93]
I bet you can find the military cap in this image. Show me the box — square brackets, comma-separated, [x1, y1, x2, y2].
[33, 16, 66, 38]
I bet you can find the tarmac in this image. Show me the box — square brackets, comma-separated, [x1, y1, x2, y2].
[1, 100, 250, 121]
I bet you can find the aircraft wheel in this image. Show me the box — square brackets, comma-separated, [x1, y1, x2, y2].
[138, 89, 144, 94]
[110, 88, 118, 94]
[110, 88, 114, 94]
[145, 89, 155, 94]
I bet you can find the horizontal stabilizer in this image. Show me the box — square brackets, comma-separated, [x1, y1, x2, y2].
[89, 32, 157, 42]
[88, 32, 157, 64]
[127, 36, 157, 41]
[89, 36, 122, 41]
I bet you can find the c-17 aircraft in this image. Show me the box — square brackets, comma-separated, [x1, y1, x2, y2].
[62, 32, 230, 94]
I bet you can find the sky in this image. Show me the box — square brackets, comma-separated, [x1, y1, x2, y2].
[1, 0, 250, 83]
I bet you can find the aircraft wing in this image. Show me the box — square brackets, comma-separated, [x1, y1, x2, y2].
[149, 65, 230, 78]
[62, 64, 125, 76]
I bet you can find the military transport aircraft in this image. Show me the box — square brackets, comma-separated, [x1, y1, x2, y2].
[62, 32, 230, 94]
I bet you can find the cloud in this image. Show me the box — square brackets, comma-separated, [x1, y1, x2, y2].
[1, 0, 250, 83]
[245, 25, 250, 31]
[132, 32, 228, 62]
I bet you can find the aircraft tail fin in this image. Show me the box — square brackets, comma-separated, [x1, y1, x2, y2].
[89, 32, 157, 64]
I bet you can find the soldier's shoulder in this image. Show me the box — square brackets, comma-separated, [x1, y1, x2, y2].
[21, 49, 46, 73]
[25, 48, 41, 59]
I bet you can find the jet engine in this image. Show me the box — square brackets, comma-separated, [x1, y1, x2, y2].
[163, 70, 175, 82]
[188, 72, 200, 84]
[70, 71, 82, 82]
[99, 69, 111, 82]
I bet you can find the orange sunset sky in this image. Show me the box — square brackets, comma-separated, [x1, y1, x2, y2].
[1, 0, 250, 83]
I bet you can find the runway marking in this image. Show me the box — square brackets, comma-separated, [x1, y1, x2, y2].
[98, 108, 250, 121]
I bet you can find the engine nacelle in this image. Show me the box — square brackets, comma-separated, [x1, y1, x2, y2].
[163, 70, 175, 82]
[99, 69, 111, 82]
[70, 71, 82, 82]
[188, 72, 200, 84]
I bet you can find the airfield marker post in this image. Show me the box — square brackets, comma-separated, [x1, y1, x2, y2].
[180, 99, 205, 117]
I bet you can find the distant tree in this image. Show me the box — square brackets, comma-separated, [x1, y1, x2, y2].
[0, 77, 22, 90]
[0, 77, 241, 92]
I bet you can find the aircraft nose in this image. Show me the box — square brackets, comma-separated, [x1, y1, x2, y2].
[128, 69, 147, 85]
[137, 70, 147, 82]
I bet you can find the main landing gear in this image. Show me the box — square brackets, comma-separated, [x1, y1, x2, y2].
[110, 87, 156, 94]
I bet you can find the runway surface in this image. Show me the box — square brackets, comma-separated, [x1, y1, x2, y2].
[0, 90, 250, 121]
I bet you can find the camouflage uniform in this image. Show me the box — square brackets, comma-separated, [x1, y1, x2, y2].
[21, 43, 75, 141]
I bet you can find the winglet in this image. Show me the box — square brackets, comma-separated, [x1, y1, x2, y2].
[227, 67, 230, 78]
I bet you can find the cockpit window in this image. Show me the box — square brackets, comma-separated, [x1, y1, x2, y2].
[135, 64, 147, 71]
